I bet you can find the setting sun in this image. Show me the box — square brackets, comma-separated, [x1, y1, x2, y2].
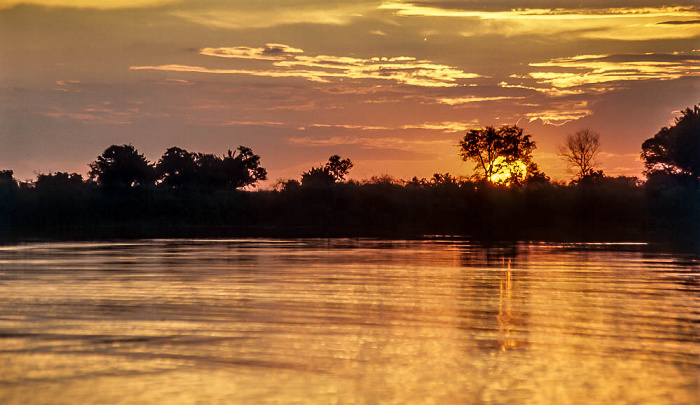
[489, 158, 529, 185]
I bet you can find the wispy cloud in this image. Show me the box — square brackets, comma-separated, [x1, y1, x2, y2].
[298, 123, 391, 131]
[401, 120, 479, 133]
[525, 101, 592, 126]
[438, 96, 523, 105]
[379, 2, 700, 40]
[286, 136, 451, 151]
[0, 0, 174, 9]
[379, 3, 699, 20]
[199, 44, 303, 61]
[171, 3, 372, 29]
[529, 53, 700, 89]
[131, 44, 482, 88]
[43, 104, 163, 125]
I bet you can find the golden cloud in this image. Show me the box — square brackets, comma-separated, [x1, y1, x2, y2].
[0, 0, 174, 9]
[171, 3, 372, 29]
[131, 45, 482, 88]
[525, 101, 592, 126]
[529, 53, 700, 89]
[199, 44, 304, 61]
[286, 136, 451, 151]
[379, 2, 700, 40]
[438, 96, 523, 105]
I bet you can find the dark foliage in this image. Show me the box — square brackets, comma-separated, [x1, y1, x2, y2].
[156, 146, 267, 189]
[156, 147, 198, 188]
[641, 105, 700, 181]
[459, 125, 537, 185]
[301, 155, 353, 186]
[89, 144, 155, 188]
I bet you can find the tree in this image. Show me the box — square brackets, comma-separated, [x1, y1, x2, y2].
[156, 147, 198, 188]
[641, 105, 700, 180]
[196, 147, 267, 189]
[326, 155, 353, 182]
[89, 144, 155, 188]
[35, 172, 85, 191]
[559, 129, 601, 179]
[458, 125, 536, 185]
[221, 146, 267, 188]
[301, 155, 353, 186]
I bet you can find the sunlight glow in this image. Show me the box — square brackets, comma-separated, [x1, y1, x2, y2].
[489, 158, 528, 185]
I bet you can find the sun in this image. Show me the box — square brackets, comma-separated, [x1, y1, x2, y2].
[489, 158, 528, 185]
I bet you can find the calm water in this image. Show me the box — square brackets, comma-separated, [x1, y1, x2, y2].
[0, 239, 697, 404]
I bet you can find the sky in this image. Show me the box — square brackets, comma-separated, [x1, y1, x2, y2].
[1, 0, 698, 184]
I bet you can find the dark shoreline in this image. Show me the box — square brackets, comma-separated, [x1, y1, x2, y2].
[1, 178, 697, 252]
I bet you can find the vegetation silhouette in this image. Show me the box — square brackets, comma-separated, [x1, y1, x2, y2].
[640, 104, 700, 244]
[0, 105, 697, 247]
[559, 129, 601, 180]
[641, 105, 700, 181]
[458, 125, 539, 185]
[89, 144, 155, 188]
[301, 155, 353, 186]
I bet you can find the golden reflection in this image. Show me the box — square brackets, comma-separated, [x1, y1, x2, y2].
[497, 259, 525, 352]
[0, 240, 698, 404]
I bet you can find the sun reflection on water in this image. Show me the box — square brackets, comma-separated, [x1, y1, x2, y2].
[0, 240, 697, 404]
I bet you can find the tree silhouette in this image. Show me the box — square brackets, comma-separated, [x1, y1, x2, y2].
[36, 172, 85, 191]
[641, 105, 700, 180]
[155, 146, 267, 189]
[222, 146, 268, 188]
[458, 125, 536, 184]
[0, 170, 17, 193]
[326, 155, 353, 182]
[156, 147, 198, 188]
[301, 155, 353, 186]
[89, 144, 155, 188]
[559, 129, 601, 179]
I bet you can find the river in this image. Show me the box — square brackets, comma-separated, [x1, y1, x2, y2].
[0, 239, 697, 404]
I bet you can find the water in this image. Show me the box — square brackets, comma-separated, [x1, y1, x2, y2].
[0, 239, 697, 404]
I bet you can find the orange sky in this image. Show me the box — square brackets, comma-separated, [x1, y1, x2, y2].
[1, 0, 699, 184]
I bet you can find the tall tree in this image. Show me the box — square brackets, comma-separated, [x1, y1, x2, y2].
[458, 125, 536, 184]
[559, 129, 601, 179]
[301, 155, 353, 186]
[222, 146, 268, 188]
[156, 147, 198, 188]
[641, 105, 700, 180]
[192, 146, 267, 189]
[325, 155, 353, 182]
[89, 144, 155, 188]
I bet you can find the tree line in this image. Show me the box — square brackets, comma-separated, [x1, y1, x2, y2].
[0, 104, 697, 245]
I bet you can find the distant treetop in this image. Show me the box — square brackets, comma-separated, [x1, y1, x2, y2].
[641, 105, 700, 181]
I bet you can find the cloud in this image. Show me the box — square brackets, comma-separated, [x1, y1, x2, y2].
[0, 0, 174, 9]
[298, 123, 391, 131]
[401, 120, 479, 133]
[657, 19, 700, 25]
[286, 135, 451, 152]
[188, 119, 286, 127]
[378, 2, 700, 40]
[131, 44, 482, 88]
[171, 2, 372, 29]
[379, 3, 699, 20]
[438, 96, 523, 105]
[44, 105, 139, 125]
[529, 53, 700, 89]
[297, 120, 477, 133]
[199, 44, 304, 61]
[525, 101, 592, 126]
